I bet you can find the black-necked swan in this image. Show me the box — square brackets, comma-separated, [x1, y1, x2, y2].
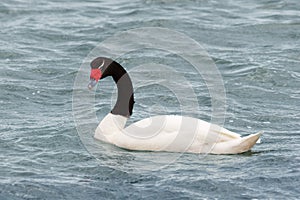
[88, 57, 262, 154]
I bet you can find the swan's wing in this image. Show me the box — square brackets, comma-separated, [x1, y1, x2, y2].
[114, 115, 198, 152]
[125, 115, 241, 141]
[109, 115, 241, 151]
[125, 115, 190, 138]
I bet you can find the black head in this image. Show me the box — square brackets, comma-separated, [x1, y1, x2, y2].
[88, 57, 135, 117]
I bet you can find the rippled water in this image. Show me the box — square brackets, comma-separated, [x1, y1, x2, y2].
[1, 0, 299, 199]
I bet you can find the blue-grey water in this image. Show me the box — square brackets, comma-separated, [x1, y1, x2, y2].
[1, 0, 299, 199]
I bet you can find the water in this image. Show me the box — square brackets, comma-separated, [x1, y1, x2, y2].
[1, 0, 299, 199]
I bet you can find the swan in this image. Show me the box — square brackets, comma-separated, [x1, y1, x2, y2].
[88, 57, 262, 154]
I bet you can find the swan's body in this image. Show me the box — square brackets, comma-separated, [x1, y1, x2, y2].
[89, 57, 262, 154]
[94, 113, 261, 154]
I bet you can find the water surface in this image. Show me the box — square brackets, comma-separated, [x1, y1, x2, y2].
[0, 0, 299, 199]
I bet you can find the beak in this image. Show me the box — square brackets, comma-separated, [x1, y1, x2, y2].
[88, 68, 102, 90]
[88, 78, 98, 90]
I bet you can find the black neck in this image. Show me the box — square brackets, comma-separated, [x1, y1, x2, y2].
[92, 57, 134, 117]
[110, 66, 134, 117]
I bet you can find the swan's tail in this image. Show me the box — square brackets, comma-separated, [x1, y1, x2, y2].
[210, 131, 263, 154]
